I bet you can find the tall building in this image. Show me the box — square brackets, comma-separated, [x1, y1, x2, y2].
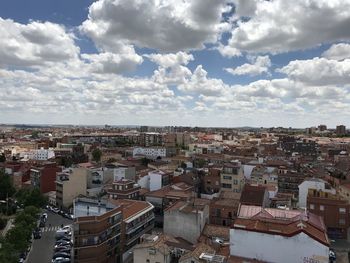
[30, 162, 62, 193]
[73, 198, 123, 263]
[336, 125, 346, 136]
[56, 168, 87, 211]
[318, 125, 327, 132]
[220, 161, 245, 193]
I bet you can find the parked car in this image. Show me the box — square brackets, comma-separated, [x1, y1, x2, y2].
[39, 219, 45, 227]
[33, 228, 42, 239]
[329, 249, 336, 262]
[55, 230, 71, 239]
[52, 252, 70, 259]
[55, 241, 72, 248]
[52, 207, 60, 213]
[51, 257, 71, 263]
[54, 247, 71, 254]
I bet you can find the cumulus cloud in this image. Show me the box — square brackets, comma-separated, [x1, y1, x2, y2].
[145, 52, 194, 68]
[322, 43, 350, 60]
[0, 18, 79, 67]
[222, 0, 350, 54]
[278, 57, 350, 86]
[81, 52, 143, 74]
[224, 55, 271, 76]
[80, 0, 231, 52]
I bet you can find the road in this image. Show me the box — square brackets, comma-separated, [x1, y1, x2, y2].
[26, 210, 72, 263]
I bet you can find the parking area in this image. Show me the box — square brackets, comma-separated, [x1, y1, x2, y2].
[26, 209, 73, 263]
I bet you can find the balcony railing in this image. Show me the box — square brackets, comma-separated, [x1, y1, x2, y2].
[126, 215, 155, 235]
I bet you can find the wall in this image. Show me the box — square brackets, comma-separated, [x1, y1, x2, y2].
[298, 180, 335, 208]
[230, 229, 329, 263]
[164, 206, 208, 244]
[133, 247, 170, 263]
[149, 172, 162, 191]
[62, 168, 87, 209]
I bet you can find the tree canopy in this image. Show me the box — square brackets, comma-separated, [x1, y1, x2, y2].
[92, 148, 102, 163]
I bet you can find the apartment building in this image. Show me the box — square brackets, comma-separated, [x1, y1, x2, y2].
[164, 199, 210, 244]
[109, 199, 155, 260]
[30, 162, 62, 193]
[307, 188, 350, 239]
[133, 147, 167, 159]
[73, 198, 123, 263]
[230, 205, 330, 263]
[106, 179, 141, 200]
[56, 168, 87, 210]
[220, 161, 245, 193]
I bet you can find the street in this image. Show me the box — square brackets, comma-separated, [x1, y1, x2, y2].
[26, 209, 72, 263]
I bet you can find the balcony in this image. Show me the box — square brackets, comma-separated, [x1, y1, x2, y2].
[126, 221, 154, 246]
[126, 215, 155, 235]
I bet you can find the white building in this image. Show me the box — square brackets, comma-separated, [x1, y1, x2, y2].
[133, 147, 166, 159]
[21, 148, 55, 160]
[298, 178, 336, 208]
[230, 205, 330, 263]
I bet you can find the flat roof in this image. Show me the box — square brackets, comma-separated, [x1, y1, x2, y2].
[74, 198, 118, 218]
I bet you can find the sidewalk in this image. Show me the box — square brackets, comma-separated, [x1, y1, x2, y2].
[0, 218, 14, 237]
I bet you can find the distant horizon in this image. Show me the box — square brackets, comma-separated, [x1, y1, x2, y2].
[0, 122, 347, 130]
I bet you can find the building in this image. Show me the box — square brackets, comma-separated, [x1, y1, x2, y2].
[56, 168, 87, 210]
[73, 198, 123, 263]
[144, 183, 194, 227]
[132, 234, 192, 263]
[240, 184, 269, 207]
[336, 125, 346, 136]
[220, 161, 245, 193]
[30, 162, 62, 193]
[133, 147, 167, 159]
[164, 199, 210, 244]
[23, 148, 55, 160]
[106, 179, 141, 200]
[307, 188, 350, 239]
[203, 167, 221, 194]
[298, 178, 336, 208]
[230, 205, 330, 263]
[209, 195, 240, 226]
[318, 125, 327, 132]
[108, 198, 155, 261]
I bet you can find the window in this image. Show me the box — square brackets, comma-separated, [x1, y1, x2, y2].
[310, 204, 315, 210]
[319, 205, 324, 211]
[233, 179, 238, 185]
[146, 260, 150, 263]
[339, 208, 346, 213]
[223, 175, 232, 180]
[228, 212, 232, 218]
[339, 219, 346, 225]
[221, 183, 232, 189]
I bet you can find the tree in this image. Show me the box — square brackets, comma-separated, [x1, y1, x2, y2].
[15, 189, 47, 208]
[92, 148, 102, 163]
[0, 170, 15, 200]
[141, 157, 150, 166]
[0, 154, 5, 162]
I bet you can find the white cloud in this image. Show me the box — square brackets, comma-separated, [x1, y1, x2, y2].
[223, 0, 350, 54]
[322, 43, 350, 60]
[80, 0, 231, 52]
[81, 52, 143, 74]
[145, 52, 193, 68]
[178, 65, 227, 96]
[278, 57, 350, 86]
[224, 55, 271, 76]
[0, 18, 79, 67]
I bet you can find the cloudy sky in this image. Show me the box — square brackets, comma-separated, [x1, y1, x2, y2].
[1, 0, 350, 128]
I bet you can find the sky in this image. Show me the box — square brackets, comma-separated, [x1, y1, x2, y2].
[0, 0, 350, 128]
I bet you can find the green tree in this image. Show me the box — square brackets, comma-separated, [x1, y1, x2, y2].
[0, 170, 15, 200]
[141, 157, 150, 166]
[6, 225, 31, 252]
[92, 148, 102, 163]
[0, 237, 17, 263]
[15, 189, 47, 208]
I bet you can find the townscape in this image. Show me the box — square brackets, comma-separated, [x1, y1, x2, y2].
[1, 124, 350, 263]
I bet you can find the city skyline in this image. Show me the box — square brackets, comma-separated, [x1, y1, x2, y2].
[1, 0, 350, 127]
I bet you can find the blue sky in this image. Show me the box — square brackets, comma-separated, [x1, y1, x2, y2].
[0, 0, 350, 128]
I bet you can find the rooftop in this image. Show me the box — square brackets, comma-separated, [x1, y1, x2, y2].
[73, 197, 117, 218]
